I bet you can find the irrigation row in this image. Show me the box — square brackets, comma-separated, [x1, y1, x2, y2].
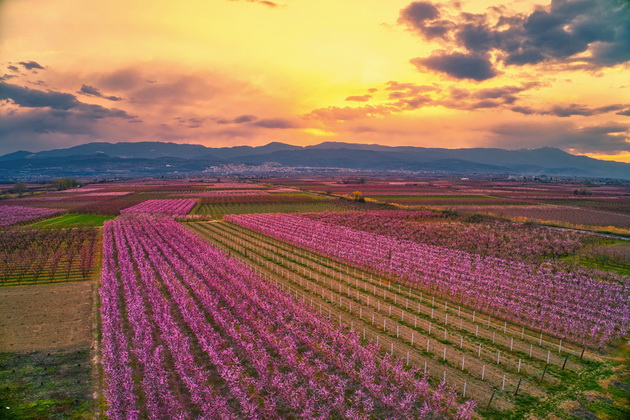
[221, 219, 589, 356]
[187, 222, 578, 409]
[186, 222, 510, 407]
[198, 223, 572, 377]
[212, 220, 586, 366]
[207, 223, 553, 378]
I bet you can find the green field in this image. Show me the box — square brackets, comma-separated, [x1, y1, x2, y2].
[193, 200, 362, 218]
[29, 214, 114, 228]
[0, 349, 94, 419]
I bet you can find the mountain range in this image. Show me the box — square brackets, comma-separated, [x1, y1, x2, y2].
[1, 141, 629, 180]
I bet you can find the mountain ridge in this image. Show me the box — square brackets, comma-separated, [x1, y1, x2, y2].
[1, 141, 628, 180]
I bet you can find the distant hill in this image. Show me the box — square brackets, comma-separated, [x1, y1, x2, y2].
[1, 141, 628, 180]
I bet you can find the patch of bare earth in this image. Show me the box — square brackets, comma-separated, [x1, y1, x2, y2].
[0, 281, 93, 352]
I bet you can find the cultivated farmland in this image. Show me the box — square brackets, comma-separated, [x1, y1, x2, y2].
[188, 218, 629, 417]
[101, 217, 472, 418]
[0, 205, 62, 226]
[2, 176, 628, 419]
[0, 228, 99, 285]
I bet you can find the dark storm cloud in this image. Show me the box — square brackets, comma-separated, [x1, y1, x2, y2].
[251, 118, 298, 129]
[411, 52, 497, 81]
[18, 61, 45, 71]
[0, 81, 142, 154]
[78, 84, 123, 101]
[0, 82, 80, 110]
[617, 108, 630, 116]
[345, 95, 372, 102]
[0, 109, 95, 137]
[0, 105, 142, 155]
[0, 82, 137, 120]
[402, 0, 630, 80]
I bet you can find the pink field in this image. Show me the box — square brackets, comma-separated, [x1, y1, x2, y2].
[79, 192, 132, 197]
[100, 217, 472, 418]
[302, 211, 589, 261]
[0, 205, 62, 226]
[227, 213, 629, 347]
[170, 190, 270, 197]
[454, 205, 630, 228]
[119, 199, 196, 215]
[205, 183, 267, 189]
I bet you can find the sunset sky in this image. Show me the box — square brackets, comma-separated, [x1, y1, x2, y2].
[1, 0, 629, 161]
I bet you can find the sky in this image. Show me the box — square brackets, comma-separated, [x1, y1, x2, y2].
[1, 0, 629, 162]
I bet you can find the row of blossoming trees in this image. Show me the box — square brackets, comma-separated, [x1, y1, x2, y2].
[100, 216, 474, 419]
[0, 205, 62, 226]
[119, 199, 197, 215]
[301, 211, 588, 261]
[0, 228, 98, 284]
[225, 213, 629, 348]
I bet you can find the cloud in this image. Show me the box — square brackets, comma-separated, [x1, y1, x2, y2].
[0, 82, 137, 120]
[486, 121, 630, 153]
[77, 84, 123, 101]
[473, 85, 531, 100]
[18, 61, 45, 71]
[345, 95, 372, 102]
[229, 0, 279, 8]
[385, 81, 436, 99]
[98, 68, 146, 91]
[215, 114, 258, 124]
[400, 0, 630, 80]
[617, 108, 630, 116]
[392, 95, 433, 110]
[309, 81, 541, 121]
[511, 103, 629, 117]
[0, 105, 143, 155]
[0, 74, 17, 81]
[0, 81, 80, 110]
[398, 2, 451, 40]
[251, 118, 299, 129]
[432, 84, 535, 110]
[411, 52, 497, 81]
[234, 114, 257, 123]
[306, 105, 395, 122]
[127, 74, 225, 105]
[7, 65, 19, 72]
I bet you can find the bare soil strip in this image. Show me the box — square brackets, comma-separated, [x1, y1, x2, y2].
[0, 281, 94, 352]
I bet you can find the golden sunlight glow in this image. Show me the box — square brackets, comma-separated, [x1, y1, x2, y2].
[0, 0, 628, 162]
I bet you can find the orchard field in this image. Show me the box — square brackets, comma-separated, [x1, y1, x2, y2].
[0, 176, 628, 419]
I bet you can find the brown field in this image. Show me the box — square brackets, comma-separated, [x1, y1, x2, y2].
[449, 205, 630, 229]
[0, 281, 94, 352]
